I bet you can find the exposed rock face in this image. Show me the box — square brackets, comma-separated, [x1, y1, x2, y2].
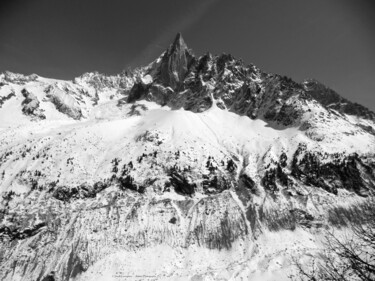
[127, 81, 151, 103]
[21, 88, 46, 120]
[127, 37, 375, 132]
[0, 33, 375, 281]
[52, 181, 109, 202]
[127, 37, 317, 127]
[158, 33, 195, 90]
[44, 85, 83, 120]
[169, 168, 196, 195]
[291, 149, 375, 196]
[303, 79, 375, 120]
[0, 91, 15, 108]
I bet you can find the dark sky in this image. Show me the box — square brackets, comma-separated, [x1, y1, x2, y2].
[1, 0, 374, 110]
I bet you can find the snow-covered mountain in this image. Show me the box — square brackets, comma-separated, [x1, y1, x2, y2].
[0, 33, 374, 281]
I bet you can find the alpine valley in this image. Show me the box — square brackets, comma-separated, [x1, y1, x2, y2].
[0, 33, 374, 281]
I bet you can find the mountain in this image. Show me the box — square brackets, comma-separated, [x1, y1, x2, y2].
[0, 33, 374, 281]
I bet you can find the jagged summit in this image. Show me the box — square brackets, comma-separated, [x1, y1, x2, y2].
[157, 33, 195, 89]
[303, 79, 375, 120]
[170, 32, 189, 53]
[126, 33, 375, 125]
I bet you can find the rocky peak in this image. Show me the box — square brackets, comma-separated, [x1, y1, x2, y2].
[303, 79, 375, 120]
[129, 35, 375, 127]
[170, 32, 187, 52]
[157, 33, 195, 89]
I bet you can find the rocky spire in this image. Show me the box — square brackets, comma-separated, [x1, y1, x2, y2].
[170, 32, 188, 53]
[158, 33, 195, 89]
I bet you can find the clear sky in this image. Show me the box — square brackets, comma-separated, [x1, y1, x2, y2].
[0, 0, 374, 110]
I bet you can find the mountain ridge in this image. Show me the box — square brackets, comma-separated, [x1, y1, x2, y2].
[1, 33, 374, 121]
[0, 33, 374, 281]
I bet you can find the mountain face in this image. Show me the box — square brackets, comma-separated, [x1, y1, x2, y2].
[158, 32, 195, 89]
[0, 33, 374, 281]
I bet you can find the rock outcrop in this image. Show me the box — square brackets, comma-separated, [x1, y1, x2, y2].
[21, 88, 46, 120]
[44, 85, 83, 120]
[303, 79, 375, 121]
